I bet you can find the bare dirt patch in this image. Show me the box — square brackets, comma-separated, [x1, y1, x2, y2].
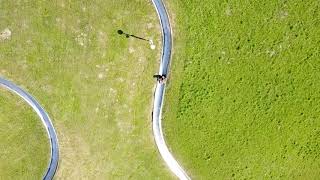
[0, 28, 12, 41]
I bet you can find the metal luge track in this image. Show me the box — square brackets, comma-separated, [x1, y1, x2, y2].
[151, 0, 191, 179]
[0, 77, 59, 180]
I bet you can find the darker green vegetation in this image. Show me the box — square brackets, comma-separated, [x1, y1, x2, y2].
[165, 0, 320, 179]
[0, 89, 49, 179]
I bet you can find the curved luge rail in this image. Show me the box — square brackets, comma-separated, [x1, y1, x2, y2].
[151, 0, 190, 179]
[0, 77, 59, 180]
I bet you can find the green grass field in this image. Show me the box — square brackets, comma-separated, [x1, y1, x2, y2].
[0, 88, 49, 179]
[164, 0, 320, 179]
[0, 0, 174, 179]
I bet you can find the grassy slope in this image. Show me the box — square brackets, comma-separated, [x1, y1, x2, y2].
[0, 0, 174, 179]
[164, 0, 320, 179]
[0, 88, 49, 179]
